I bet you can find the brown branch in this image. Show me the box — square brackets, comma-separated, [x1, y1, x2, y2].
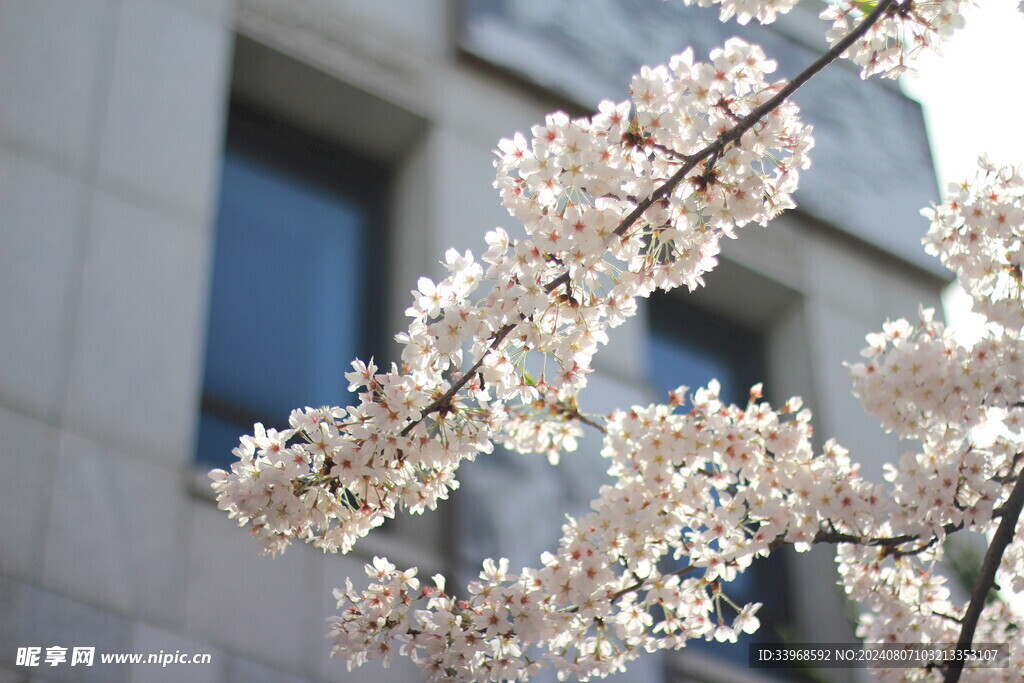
[933, 611, 964, 625]
[811, 521, 965, 549]
[892, 534, 941, 558]
[648, 141, 696, 162]
[400, 322, 517, 437]
[943, 470, 1024, 683]
[993, 451, 1024, 484]
[607, 563, 698, 607]
[550, 401, 607, 433]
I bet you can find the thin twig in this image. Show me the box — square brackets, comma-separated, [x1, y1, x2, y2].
[551, 401, 607, 433]
[892, 534, 941, 558]
[609, 563, 698, 606]
[810, 522, 964, 549]
[400, 322, 517, 437]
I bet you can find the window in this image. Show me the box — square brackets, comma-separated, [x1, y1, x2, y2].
[196, 104, 388, 467]
[647, 292, 763, 407]
[647, 292, 792, 669]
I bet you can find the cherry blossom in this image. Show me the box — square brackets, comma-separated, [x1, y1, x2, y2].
[821, 0, 972, 78]
[205, 2, 1024, 681]
[211, 37, 813, 557]
[679, 0, 801, 25]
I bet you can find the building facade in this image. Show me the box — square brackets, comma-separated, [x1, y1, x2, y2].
[1, 0, 944, 681]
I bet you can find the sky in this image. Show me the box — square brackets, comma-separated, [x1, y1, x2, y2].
[900, 0, 1024, 339]
[902, 1, 1024, 189]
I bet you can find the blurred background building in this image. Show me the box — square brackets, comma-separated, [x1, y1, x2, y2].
[1, 0, 945, 681]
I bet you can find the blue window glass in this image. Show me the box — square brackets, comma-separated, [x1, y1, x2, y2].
[196, 106, 387, 467]
[647, 293, 761, 406]
[647, 292, 792, 666]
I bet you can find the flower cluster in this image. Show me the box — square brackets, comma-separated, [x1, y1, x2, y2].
[678, 0, 801, 25]
[847, 161, 1024, 540]
[838, 537, 1024, 682]
[821, 0, 971, 78]
[836, 163, 1024, 679]
[328, 357, 1018, 680]
[210, 38, 812, 557]
[849, 310, 984, 441]
[207, 1, 1024, 680]
[327, 384, 882, 681]
[836, 540, 1024, 683]
[496, 384, 584, 466]
[324, 160, 1024, 680]
[847, 307, 1024, 537]
[924, 159, 1024, 332]
[669, 0, 973, 79]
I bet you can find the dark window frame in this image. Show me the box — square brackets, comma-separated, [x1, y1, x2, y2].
[195, 101, 391, 465]
[647, 291, 764, 405]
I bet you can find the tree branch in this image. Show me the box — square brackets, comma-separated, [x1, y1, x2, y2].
[549, 399, 607, 433]
[400, 322, 518, 437]
[544, 0, 896, 296]
[809, 521, 964, 549]
[402, 0, 898, 438]
[942, 470, 1024, 683]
